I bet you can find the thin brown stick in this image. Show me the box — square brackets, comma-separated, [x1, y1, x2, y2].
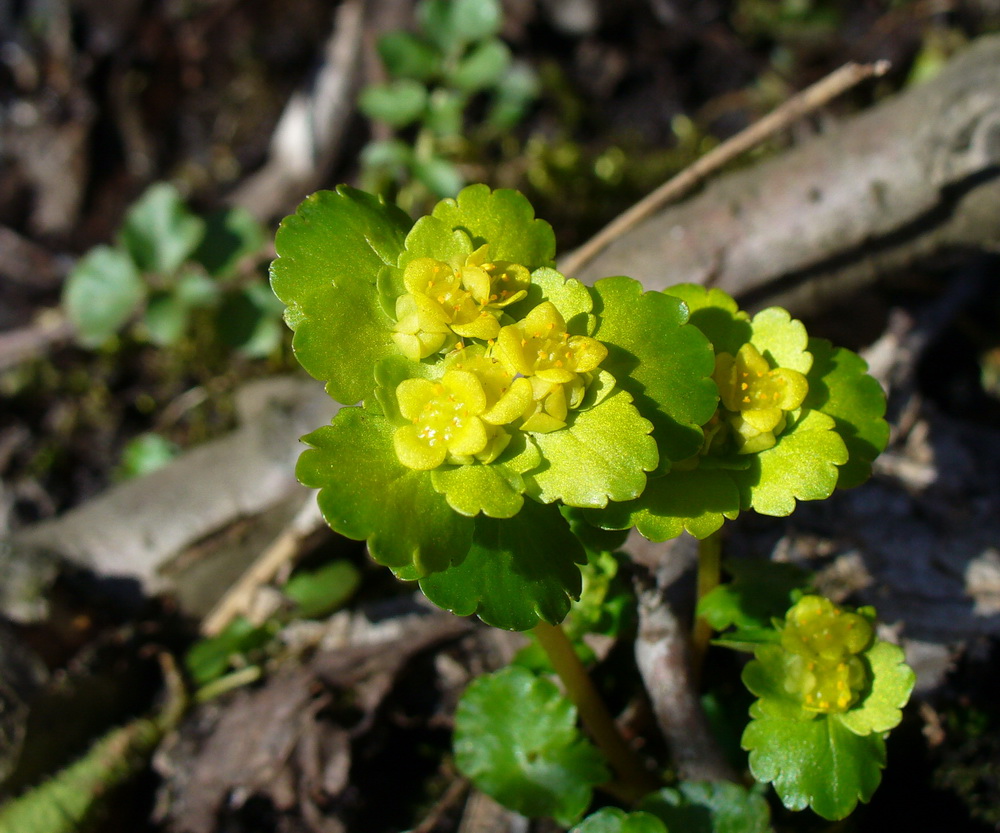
[558, 60, 890, 278]
[200, 497, 324, 636]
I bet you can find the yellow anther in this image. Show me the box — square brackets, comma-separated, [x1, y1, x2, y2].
[741, 382, 749, 390]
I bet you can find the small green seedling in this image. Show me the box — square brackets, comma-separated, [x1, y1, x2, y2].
[359, 0, 538, 210]
[63, 182, 282, 357]
[270, 184, 912, 827]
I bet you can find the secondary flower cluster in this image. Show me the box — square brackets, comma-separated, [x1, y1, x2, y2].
[712, 343, 809, 454]
[779, 596, 874, 714]
[390, 249, 608, 471]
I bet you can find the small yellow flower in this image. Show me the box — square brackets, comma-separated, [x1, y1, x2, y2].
[713, 343, 808, 453]
[779, 596, 873, 714]
[391, 246, 530, 359]
[495, 302, 607, 432]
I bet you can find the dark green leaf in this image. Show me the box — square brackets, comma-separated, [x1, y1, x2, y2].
[298, 405, 474, 580]
[63, 245, 146, 347]
[361, 138, 414, 173]
[217, 284, 285, 358]
[640, 782, 773, 833]
[175, 270, 220, 308]
[697, 559, 812, 632]
[425, 88, 466, 137]
[592, 278, 718, 467]
[359, 80, 428, 128]
[284, 560, 361, 618]
[663, 283, 751, 357]
[270, 187, 413, 405]
[413, 155, 465, 197]
[419, 500, 585, 629]
[572, 808, 668, 833]
[185, 616, 273, 687]
[455, 666, 609, 826]
[143, 291, 189, 346]
[804, 338, 888, 489]
[192, 206, 264, 278]
[419, 0, 502, 53]
[488, 63, 540, 129]
[377, 30, 441, 80]
[451, 38, 510, 91]
[590, 467, 741, 542]
[116, 433, 180, 481]
[119, 182, 205, 275]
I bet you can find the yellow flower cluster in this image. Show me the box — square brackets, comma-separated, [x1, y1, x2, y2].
[392, 246, 530, 360]
[391, 292, 608, 470]
[712, 343, 808, 454]
[780, 596, 873, 714]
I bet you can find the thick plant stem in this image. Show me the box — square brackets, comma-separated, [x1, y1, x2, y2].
[533, 620, 658, 803]
[691, 531, 723, 681]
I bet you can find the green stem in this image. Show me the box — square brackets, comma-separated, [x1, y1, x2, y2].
[533, 620, 659, 803]
[691, 530, 723, 681]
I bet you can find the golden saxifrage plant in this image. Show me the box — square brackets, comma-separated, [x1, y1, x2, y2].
[270, 184, 913, 829]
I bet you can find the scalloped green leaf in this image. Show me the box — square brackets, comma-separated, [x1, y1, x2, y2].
[639, 781, 773, 833]
[697, 559, 812, 632]
[561, 507, 630, 556]
[663, 283, 751, 358]
[572, 808, 667, 833]
[838, 641, 915, 736]
[589, 467, 741, 542]
[430, 434, 542, 518]
[805, 338, 888, 490]
[512, 267, 596, 335]
[525, 380, 658, 509]
[419, 500, 585, 629]
[455, 666, 609, 827]
[592, 277, 718, 467]
[732, 409, 848, 516]
[748, 307, 812, 374]
[742, 701, 886, 820]
[430, 184, 556, 268]
[297, 405, 473, 580]
[271, 187, 413, 405]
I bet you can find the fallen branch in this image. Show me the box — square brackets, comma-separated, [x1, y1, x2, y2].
[570, 35, 1000, 315]
[560, 60, 889, 278]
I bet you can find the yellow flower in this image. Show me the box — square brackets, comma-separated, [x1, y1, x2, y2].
[392, 369, 513, 471]
[779, 596, 873, 714]
[391, 246, 530, 359]
[713, 343, 808, 453]
[496, 302, 607, 432]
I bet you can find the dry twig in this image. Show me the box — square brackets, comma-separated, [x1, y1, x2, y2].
[559, 60, 890, 277]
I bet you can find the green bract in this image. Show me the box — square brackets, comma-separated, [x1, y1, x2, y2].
[273, 187, 887, 631]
